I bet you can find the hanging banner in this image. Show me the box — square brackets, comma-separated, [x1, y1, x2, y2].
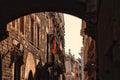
[52, 37, 57, 54]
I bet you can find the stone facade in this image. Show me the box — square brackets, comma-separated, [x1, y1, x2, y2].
[0, 12, 65, 80]
[64, 51, 74, 80]
[81, 20, 96, 80]
[74, 59, 81, 80]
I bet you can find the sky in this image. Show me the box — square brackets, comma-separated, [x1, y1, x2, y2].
[64, 14, 83, 59]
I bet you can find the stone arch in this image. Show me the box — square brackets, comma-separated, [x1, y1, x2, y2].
[0, 0, 97, 40]
[24, 52, 36, 80]
[0, 0, 86, 24]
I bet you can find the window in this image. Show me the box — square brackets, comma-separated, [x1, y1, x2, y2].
[20, 17, 24, 34]
[12, 20, 16, 27]
[37, 24, 40, 48]
[31, 18, 34, 44]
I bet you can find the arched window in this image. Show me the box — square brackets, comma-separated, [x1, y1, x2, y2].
[31, 18, 34, 44]
[20, 17, 24, 34]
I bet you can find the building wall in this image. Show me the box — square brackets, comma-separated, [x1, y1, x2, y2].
[81, 20, 96, 80]
[64, 50, 82, 80]
[64, 52, 74, 80]
[0, 12, 65, 80]
[46, 12, 65, 80]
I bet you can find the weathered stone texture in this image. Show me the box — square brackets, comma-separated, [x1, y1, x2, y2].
[0, 12, 65, 80]
[81, 20, 96, 80]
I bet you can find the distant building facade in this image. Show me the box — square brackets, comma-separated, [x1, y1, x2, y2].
[64, 50, 82, 80]
[0, 12, 65, 80]
[74, 59, 81, 80]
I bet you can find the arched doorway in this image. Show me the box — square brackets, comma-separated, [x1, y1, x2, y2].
[25, 52, 36, 80]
